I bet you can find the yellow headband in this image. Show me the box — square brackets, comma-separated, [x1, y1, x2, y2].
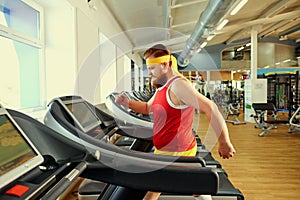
[146, 55, 178, 72]
[146, 54, 189, 82]
[146, 55, 178, 71]
[146, 55, 171, 66]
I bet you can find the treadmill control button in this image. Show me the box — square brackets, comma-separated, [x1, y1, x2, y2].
[94, 128, 102, 133]
[5, 184, 29, 197]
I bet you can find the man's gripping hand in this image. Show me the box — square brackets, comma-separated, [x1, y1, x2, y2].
[115, 93, 129, 107]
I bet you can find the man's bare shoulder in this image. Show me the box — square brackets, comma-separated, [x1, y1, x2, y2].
[171, 77, 196, 96]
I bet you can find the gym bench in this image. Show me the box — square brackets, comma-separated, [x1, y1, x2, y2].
[224, 102, 246, 125]
[251, 102, 290, 137]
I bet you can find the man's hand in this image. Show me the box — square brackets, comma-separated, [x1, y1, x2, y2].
[218, 141, 236, 159]
[115, 93, 129, 107]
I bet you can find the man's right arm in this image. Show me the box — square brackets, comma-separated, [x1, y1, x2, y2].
[115, 93, 153, 114]
[128, 100, 149, 114]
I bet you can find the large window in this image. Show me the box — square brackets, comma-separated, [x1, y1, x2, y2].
[0, 0, 44, 110]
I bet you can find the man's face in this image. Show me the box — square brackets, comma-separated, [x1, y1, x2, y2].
[147, 63, 168, 86]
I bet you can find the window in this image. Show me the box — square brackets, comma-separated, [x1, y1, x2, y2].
[0, 0, 44, 110]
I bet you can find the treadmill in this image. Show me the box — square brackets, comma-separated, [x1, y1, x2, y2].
[1, 105, 225, 200]
[43, 95, 243, 200]
[44, 96, 142, 147]
[44, 95, 153, 199]
[105, 92, 222, 168]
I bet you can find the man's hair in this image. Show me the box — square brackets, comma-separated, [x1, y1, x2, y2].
[143, 44, 170, 59]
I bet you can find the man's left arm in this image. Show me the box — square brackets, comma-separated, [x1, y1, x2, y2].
[172, 80, 236, 159]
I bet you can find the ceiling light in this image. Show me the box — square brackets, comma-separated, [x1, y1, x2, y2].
[216, 19, 229, 31]
[230, 0, 248, 15]
[207, 34, 215, 41]
[279, 35, 288, 41]
[200, 42, 207, 48]
[237, 46, 244, 51]
[245, 43, 251, 46]
[88, 0, 97, 10]
[190, 47, 201, 54]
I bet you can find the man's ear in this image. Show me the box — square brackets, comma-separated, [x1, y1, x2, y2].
[162, 62, 169, 72]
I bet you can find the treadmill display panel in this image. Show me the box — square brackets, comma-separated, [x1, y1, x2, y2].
[66, 101, 100, 132]
[0, 110, 43, 189]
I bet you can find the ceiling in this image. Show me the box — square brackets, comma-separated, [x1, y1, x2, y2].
[98, 0, 300, 64]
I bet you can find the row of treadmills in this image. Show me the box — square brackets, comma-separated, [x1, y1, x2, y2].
[0, 92, 244, 200]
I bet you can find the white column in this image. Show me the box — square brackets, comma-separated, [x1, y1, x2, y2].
[207, 71, 210, 82]
[206, 71, 213, 95]
[139, 66, 144, 91]
[134, 64, 139, 91]
[250, 27, 258, 80]
[244, 27, 267, 122]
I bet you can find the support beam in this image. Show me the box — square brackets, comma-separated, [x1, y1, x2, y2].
[221, 10, 300, 33]
[279, 24, 300, 38]
[226, 29, 248, 44]
[171, 20, 198, 29]
[250, 27, 258, 80]
[171, 0, 207, 9]
[258, 0, 290, 18]
[258, 20, 288, 38]
[132, 35, 189, 54]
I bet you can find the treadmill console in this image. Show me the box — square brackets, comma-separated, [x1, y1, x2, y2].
[0, 105, 87, 200]
[0, 104, 44, 190]
[44, 96, 108, 141]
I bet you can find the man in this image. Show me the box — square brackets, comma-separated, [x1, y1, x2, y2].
[115, 44, 236, 200]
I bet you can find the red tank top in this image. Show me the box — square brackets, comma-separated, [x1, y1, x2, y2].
[151, 76, 196, 152]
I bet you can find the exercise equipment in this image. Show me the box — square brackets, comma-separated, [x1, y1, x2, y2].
[0, 107, 93, 199]
[132, 89, 154, 102]
[0, 107, 216, 199]
[45, 96, 220, 168]
[289, 106, 300, 133]
[44, 96, 142, 147]
[224, 102, 246, 125]
[1, 105, 244, 200]
[0, 104, 44, 190]
[261, 71, 299, 116]
[105, 92, 153, 129]
[43, 95, 243, 199]
[44, 96, 152, 200]
[251, 102, 290, 136]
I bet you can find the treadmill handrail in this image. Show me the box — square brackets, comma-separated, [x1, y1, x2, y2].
[41, 162, 87, 200]
[106, 92, 153, 123]
[9, 108, 219, 195]
[83, 161, 219, 195]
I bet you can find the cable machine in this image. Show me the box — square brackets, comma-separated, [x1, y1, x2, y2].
[262, 71, 299, 119]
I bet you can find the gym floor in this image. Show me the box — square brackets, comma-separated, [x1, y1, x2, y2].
[62, 111, 300, 200]
[196, 111, 300, 200]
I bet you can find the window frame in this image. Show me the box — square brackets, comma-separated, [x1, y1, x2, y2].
[0, 0, 45, 112]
